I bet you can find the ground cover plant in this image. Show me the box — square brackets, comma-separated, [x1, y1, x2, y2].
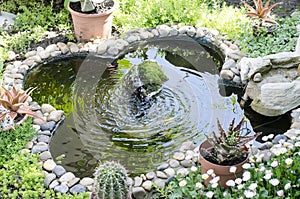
[155, 132, 300, 199]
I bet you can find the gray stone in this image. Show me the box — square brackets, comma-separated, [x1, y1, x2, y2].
[42, 104, 56, 113]
[107, 47, 119, 56]
[146, 171, 156, 180]
[48, 110, 64, 122]
[265, 52, 300, 67]
[53, 165, 66, 177]
[126, 35, 140, 43]
[40, 151, 52, 161]
[68, 42, 79, 53]
[59, 172, 76, 183]
[295, 37, 300, 54]
[54, 184, 69, 194]
[28, 55, 42, 63]
[220, 69, 234, 80]
[31, 145, 48, 154]
[37, 135, 50, 143]
[70, 184, 86, 194]
[157, 162, 169, 171]
[156, 171, 168, 179]
[40, 130, 52, 136]
[49, 180, 59, 189]
[184, 150, 194, 159]
[222, 59, 236, 70]
[43, 159, 57, 171]
[80, 177, 94, 186]
[23, 59, 36, 67]
[230, 67, 240, 75]
[157, 24, 171, 37]
[48, 121, 56, 131]
[273, 134, 288, 144]
[253, 73, 262, 82]
[8, 51, 17, 60]
[251, 81, 300, 116]
[142, 180, 152, 191]
[67, 177, 80, 187]
[180, 159, 193, 168]
[173, 151, 185, 161]
[132, 187, 146, 199]
[134, 176, 143, 187]
[57, 42, 69, 54]
[33, 117, 47, 126]
[44, 173, 56, 188]
[187, 26, 196, 36]
[196, 28, 205, 38]
[179, 141, 195, 152]
[153, 179, 165, 189]
[97, 42, 108, 54]
[164, 168, 175, 177]
[40, 122, 50, 131]
[115, 39, 129, 50]
[26, 141, 33, 149]
[258, 141, 273, 150]
[38, 50, 50, 59]
[51, 51, 62, 57]
[232, 76, 241, 84]
[176, 168, 189, 176]
[151, 29, 159, 37]
[169, 159, 180, 168]
[170, 28, 178, 36]
[46, 44, 59, 53]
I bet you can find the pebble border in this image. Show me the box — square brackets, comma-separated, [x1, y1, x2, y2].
[2, 24, 299, 198]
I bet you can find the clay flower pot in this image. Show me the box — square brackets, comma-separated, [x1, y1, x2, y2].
[199, 140, 249, 188]
[68, 1, 116, 41]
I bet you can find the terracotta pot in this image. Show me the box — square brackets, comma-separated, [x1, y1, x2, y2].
[199, 140, 249, 188]
[68, 1, 116, 41]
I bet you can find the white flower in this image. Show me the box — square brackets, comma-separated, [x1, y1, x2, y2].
[268, 134, 274, 139]
[179, 180, 187, 187]
[195, 182, 203, 189]
[284, 183, 291, 190]
[271, 160, 278, 167]
[273, 149, 281, 156]
[202, 173, 209, 180]
[284, 142, 293, 149]
[269, 178, 280, 186]
[207, 169, 214, 175]
[265, 169, 273, 175]
[249, 183, 257, 191]
[223, 192, 228, 197]
[243, 171, 251, 181]
[277, 190, 284, 197]
[210, 176, 220, 184]
[259, 166, 266, 172]
[285, 158, 293, 166]
[190, 166, 197, 172]
[244, 190, 256, 198]
[295, 141, 300, 147]
[230, 166, 237, 173]
[264, 173, 272, 180]
[206, 191, 214, 198]
[242, 163, 251, 169]
[226, 180, 235, 187]
[235, 178, 242, 185]
[237, 184, 244, 190]
[211, 182, 218, 188]
[262, 136, 269, 141]
[280, 147, 287, 154]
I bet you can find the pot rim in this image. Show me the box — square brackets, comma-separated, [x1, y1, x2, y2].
[199, 140, 249, 168]
[68, 0, 116, 18]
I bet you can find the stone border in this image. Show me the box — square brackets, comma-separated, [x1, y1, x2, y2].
[2, 24, 298, 198]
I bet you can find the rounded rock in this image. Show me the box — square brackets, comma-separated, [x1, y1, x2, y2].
[142, 180, 152, 191]
[70, 184, 86, 194]
[169, 159, 180, 168]
[44, 173, 56, 188]
[40, 151, 52, 161]
[59, 172, 76, 183]
[132, 187, 146, 199]
[273, 134, 288, 144]
[157, 162, 169, 171]
[54, 184, 69, 194]
[80, 177, 94, 187]
[173, 152, 185, 161]
[53, 165, 67, 178]
[43, 159, 57, 172]
[156, 171, 168, 179]
[146, 171, 156, 180]
[134, 176, 143, 187]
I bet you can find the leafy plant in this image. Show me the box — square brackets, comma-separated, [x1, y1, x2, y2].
[69, 0, 113, 13]
[202, 118, 260, 165]
[0, 86, 45, 131]
[92, 161, 130, 199]
[243, 0, 282, 24]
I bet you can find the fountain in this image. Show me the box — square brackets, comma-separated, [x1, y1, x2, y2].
[25, 35, 254, 177]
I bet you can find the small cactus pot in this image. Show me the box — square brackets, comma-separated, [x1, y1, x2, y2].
[199, 140, 249, 188]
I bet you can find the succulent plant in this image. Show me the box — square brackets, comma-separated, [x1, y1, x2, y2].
[69, 0, 112, 13]
[202, 117, 261, 165]
[92, 161, 131, 199]
[243, 0, 282, 24]
[0, 86, 45, 131]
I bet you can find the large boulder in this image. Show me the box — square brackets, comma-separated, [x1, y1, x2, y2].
[250, 79, 300, 116]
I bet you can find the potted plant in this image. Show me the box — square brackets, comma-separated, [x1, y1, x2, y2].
[243, 0, 282, 34]
[67, 0, 116, 41]
[199, 117, 261, 187]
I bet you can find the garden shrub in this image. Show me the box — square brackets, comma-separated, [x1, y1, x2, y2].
[239, 14, 300, 58]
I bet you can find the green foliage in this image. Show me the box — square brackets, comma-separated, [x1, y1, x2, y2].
[114, 0, 252, 40]
[93, 161, 129, 199]
[240, 14, 300, 57]
[0, 119, 35, 167]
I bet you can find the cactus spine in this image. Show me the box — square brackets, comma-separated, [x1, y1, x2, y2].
[93, 161, 129, 199]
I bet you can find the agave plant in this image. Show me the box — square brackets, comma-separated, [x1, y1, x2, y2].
[202, 117, 261, 165]
[0, 86, 45, 131]
[243, 0, 282, 24]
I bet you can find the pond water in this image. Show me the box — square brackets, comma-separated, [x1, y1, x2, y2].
[24, 36, 289, 178]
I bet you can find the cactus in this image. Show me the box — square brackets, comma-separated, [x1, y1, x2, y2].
[93, 161, 130, 199]
[202, 117, 261, 165]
